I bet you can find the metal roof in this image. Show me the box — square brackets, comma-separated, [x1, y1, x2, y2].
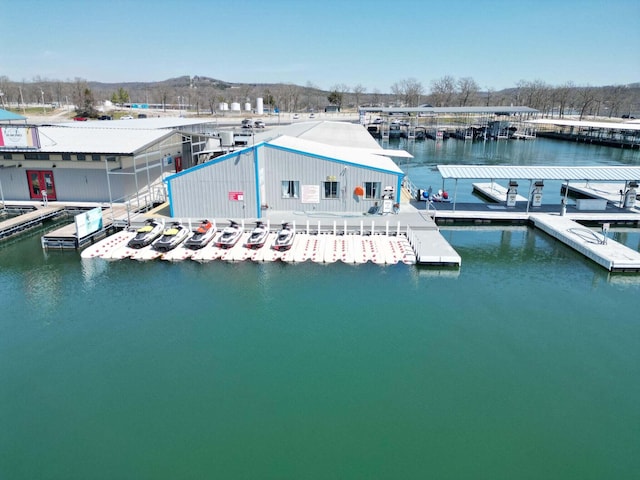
[527, 118, 640, 131]
[0, 108, 27, 121]
[253, 120, 382, 149]
[360, 106, 538, 115]
[37, 125, 176, 154]
[437, 165, 640, 181]
[267, 135, 404, 174]
[55, 117, 216, 130]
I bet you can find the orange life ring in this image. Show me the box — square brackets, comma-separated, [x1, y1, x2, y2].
[354, 186, 364, 196]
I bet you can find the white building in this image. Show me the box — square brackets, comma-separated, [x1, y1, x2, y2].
[166, 121, 409, 218]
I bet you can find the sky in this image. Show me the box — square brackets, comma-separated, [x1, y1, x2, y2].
[2, 0, 639, 93]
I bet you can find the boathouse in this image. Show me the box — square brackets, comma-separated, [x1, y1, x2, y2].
[165, 121, 409, 219]
[0, 116, 219, 206]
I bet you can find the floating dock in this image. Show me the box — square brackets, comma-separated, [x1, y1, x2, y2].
[530, 213, 640, 272]
[82, 228, 421, 266]
[473, 182, 528, 203]
[0, 205, 66, 240]
[561, 182, 637, 206]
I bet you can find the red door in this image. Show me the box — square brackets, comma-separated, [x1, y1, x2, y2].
[27, 170, 57, 200]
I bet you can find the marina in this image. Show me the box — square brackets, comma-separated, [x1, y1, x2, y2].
[2, 130, 639, 480]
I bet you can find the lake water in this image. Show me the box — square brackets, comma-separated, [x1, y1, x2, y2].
[1, 138, 639, 479]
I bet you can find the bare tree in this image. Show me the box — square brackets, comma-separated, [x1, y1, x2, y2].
[485, 86, 495, 106]
[575, 85, 599, 120]
[456, 77, 479, 106]
[554, 82, 575, 118]
[430, 76, 456, 106]
[401, 78, 424, 107]
[390, 82, 402, 106]
[370, 88, 381, 107]
[602, 84, 628, 118]
[352, 83, 366, 108]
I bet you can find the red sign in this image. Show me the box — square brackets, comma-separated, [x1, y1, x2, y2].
[228, 191, 244, 201]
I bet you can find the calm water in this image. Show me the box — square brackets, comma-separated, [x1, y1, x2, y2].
[1, 139, 639, 479]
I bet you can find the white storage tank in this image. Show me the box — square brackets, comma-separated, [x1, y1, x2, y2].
[256, 97, 264, 115]
[230, 102, 241, 111]
[219, 131, 234, 146]
[244, 102, 251, 112]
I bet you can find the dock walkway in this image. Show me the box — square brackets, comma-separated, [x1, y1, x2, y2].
[0, 205, 66, 240]
[530, 213, 640, 272]
[473, 182, 528, 203]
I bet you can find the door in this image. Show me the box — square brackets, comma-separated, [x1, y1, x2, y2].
[27, 170, 57, 200]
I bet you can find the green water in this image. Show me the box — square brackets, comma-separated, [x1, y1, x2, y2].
[1, 139, 640, 479]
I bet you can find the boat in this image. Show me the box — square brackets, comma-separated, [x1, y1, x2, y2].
[152, 222, 189, 252]
[127, 219, 164, 249]
[272, 222, 295, 251]
[215, 220, 243, 248]
[183, 219, 216, 250]
[245, 221, 269, 249]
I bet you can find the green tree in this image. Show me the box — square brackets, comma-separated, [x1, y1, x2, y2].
[111, 87, 130, 106]
[327, 90, 343, 108]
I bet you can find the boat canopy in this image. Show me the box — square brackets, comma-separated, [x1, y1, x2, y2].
[437, 165, 640, 182]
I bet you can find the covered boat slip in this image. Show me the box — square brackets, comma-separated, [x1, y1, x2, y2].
[437, 165, 640, 214]
[418, 165, 640, 271]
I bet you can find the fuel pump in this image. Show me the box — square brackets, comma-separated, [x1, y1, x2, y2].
[531, 181, 544, 207]
[623, 181, 638, 209]
[506, 181, 518, 207]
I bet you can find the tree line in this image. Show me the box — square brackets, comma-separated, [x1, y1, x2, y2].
[1, 75, 638, 119]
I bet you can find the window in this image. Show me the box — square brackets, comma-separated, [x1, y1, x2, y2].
[281, 180, 299, 199]
[3, 154, 12, 160]
[364, 181, 381, 199]
[24, 153, 50, 160]
[92, 154, 101, 162]
[323, 181, 339, 199]
[77, 154, 86, 161]
[62, 153, 72, 161]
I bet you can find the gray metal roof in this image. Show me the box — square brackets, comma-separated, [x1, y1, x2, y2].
[527, 118, 640, 131]
[37, 125, 176, 154]
[252, 120, 382, 149]
[360, 106, 538, 115]
[437, 165, 640, 181]
[55, 117, 216, 130]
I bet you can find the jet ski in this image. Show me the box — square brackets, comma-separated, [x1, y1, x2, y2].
[184, 219, 216, 250]
[215, 220, 243, 249]
[273, 222, 295, 251]
[246, 221, 269, 249]
[127, 219, 164, 249]
[152, 222, 189, 252]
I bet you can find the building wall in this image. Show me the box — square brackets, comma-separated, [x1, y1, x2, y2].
[169, 147, 258, 219]
[260, 146, 399, 214]
[168, 144, 402, 219]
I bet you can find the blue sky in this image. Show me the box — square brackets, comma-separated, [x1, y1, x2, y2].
[3, 0, 639, 92]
